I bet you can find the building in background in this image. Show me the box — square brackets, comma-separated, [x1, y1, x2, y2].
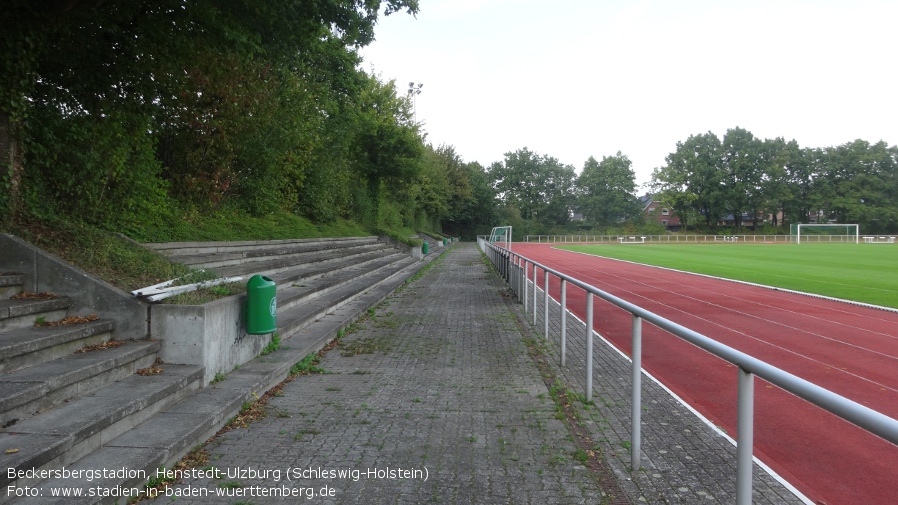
[640, 194, 682, 231]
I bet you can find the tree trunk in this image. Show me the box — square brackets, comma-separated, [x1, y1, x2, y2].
[1, 110, 24, 225]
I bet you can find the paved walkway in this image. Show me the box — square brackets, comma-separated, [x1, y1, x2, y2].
[165, 242, 805, 504]
[168, 243, 607, 504]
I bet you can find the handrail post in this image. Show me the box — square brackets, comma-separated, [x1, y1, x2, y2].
[631, 315, 643, 470]
[508, 254, 519, 296]
[736, 366, 755, 505]
[499, 250, 504, 280]
[532, 266, 538, 325]
[544, 269, 550, 339]
[585, 292, 594, 402]
[560, 279, 567, 366]
[503, 251, 509, 281]
[523, 261, 529, 314]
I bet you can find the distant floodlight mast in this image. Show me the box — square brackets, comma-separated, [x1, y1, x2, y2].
[408, 82, 423, 124]
[489, 226, 512, 252]
[792, 223, 859, 244]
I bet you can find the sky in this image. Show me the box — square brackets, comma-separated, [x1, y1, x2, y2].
[359, 0, 897, 189]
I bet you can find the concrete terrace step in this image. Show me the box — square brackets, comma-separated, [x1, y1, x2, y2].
[0, 298, 73, 333]
[0, 341, 160, 430]
[158, 238, 387, 266]
[4, 245, 447, 505]
[266, 249, 408, 290]
[0, 364, 204, 491]
[0, 319, 116, 375]
[275, 254, 418, 339]
[0, 274, 25, 299]
[273, 251, 413, 307]
[144, 236, 381, 260]
[209, 243, 393, 279]
[4, 367, 279, 505]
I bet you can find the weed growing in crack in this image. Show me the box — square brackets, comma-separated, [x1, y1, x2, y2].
[210, 372, 226, 384]
[290, 353, 327, 375]
[260, 334, 281, 355]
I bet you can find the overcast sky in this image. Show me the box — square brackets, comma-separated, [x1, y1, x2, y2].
[359, 0, 897, 188]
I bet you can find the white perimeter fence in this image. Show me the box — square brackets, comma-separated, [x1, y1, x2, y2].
[477, 237, 898, 505]
[523, 234, 897, 244]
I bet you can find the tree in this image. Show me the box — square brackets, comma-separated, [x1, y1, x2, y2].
[654, 132, 725, 229]
[490, 147, 575, 225]
[490, 148, 542, 221]
[453, 161, 499, 238]
[720, 127, 763, 230]
[758, 137, 800, 229]
[2, 0, 421, 228]
[576, 152, 639, 226]
[1, 1, 76, 224]
[540, 161, 577, 225]
[351, 74, 423, 227]
[815, 140, 898, 232]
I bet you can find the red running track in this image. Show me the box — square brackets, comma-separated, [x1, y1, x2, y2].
[513, 243, 898, 505]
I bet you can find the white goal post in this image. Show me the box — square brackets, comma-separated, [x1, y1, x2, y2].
[489, 226, 513, 251]
[794, 223, 859, 244]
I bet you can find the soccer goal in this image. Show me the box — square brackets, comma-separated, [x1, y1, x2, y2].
[791, 223, 859, 244]
[489, 226, 513, 251]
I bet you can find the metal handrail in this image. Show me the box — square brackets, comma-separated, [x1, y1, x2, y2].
[478, 238, 898, 505]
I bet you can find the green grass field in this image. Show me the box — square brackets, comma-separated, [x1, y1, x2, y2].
[557, 243, 898, 309]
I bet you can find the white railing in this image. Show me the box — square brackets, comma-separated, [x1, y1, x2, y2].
[478, 237, 898, 505]
[522, 234, 880, 244]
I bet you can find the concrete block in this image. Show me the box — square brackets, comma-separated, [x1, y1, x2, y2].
[152, 295, 272, 386]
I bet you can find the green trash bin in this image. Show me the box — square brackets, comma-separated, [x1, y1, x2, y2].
[422, 241, 429, 255]
[246, 275, 277, 334]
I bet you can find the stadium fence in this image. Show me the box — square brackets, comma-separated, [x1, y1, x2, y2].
[522, 234, 883, 244]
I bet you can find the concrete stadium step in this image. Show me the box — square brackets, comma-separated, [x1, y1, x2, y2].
[210, 243, 394, 279]
[0, 273, 25, 299]
[144, 237, 384, 268]
[5, 248, 439, 505]
[275, 254, 418, 340]
[0, 319, 116, 375]
[144, 236, 380, 257]
[0, 364, 204, 491]
[0, 297, 73, 332]
[5, 366, 280, 505]
[0, 340, 160, 430]
[162, 241, 391, 272]
[265, 249, 408, 290]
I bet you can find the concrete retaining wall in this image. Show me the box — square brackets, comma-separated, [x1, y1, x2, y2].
[0, 234, 149, 341]
[377, 235, 423, 260]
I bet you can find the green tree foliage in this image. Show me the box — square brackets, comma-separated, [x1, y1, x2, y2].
[491, 148, 576, 225]
[652, 128, 898, 233]
[653, 132, 725, 229]
[445, 160, 498, 239]
[814, 140, 898, 232]
[720, 127, 763, 230]
[3, 0, 523, 242]
[575, 152, 640, 226]
[351, 75, 423, 227]
[757, 137, 798, 228]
